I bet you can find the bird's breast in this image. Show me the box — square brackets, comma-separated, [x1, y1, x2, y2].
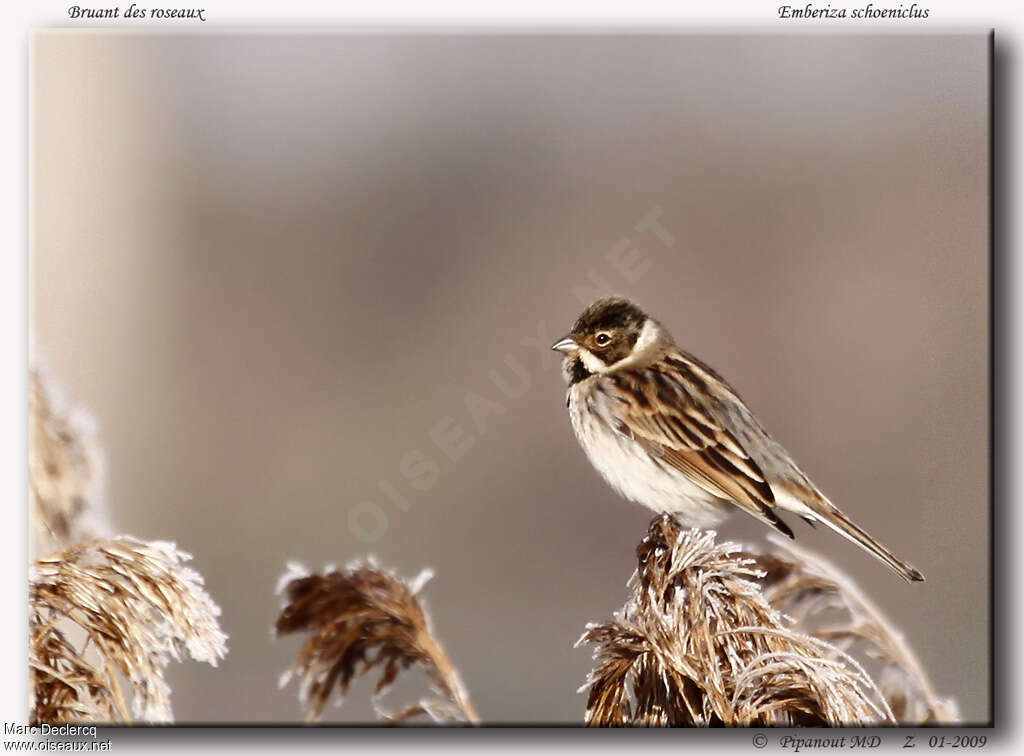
[565, 382, 729, 527]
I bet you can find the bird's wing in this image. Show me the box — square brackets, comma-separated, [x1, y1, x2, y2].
[596, 354, 793, 538]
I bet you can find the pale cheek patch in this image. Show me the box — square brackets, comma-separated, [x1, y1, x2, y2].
[578, 348, 608, 374]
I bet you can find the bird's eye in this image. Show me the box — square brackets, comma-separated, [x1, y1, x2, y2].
[595, 332, 612, 346]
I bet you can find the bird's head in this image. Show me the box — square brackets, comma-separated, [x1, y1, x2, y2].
[552, 297, 668, 382]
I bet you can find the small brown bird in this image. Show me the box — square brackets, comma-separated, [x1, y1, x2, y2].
[552, 297, 924, 582]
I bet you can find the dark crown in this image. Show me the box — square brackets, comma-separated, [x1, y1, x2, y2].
[572, 297, 647, 336]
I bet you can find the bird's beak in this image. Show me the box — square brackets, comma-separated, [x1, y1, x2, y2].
[551, 335, 578, 354]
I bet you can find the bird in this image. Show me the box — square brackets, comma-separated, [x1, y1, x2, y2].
[551, 296, 924, 583]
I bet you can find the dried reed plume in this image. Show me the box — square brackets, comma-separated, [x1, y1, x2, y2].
[30, 365, 109, 556]
[755, 536, 958, 724]
[275, 560, 478, 724]
[28, 362, 228, 724]
[578, 515, 955, 726]
[30, 538, 228, 724]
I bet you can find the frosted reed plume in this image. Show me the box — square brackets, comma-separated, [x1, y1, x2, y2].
[29, 365, 109, 556]
[755, 536, 958, 724]
[28, 362, 228, 724]
[30, 538, 228, 723]
[275, 560, 478, 724]
[577, 515, 954, 727]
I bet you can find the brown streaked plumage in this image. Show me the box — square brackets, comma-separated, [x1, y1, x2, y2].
[552, 297, 924, 583]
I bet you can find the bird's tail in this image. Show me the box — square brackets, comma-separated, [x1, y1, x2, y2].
[811, 504, 925, 583]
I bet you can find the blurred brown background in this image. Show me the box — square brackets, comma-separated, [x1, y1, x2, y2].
[31, 32, 989, 724]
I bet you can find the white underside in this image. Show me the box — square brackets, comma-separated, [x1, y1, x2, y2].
[568, 386, 732, 527]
